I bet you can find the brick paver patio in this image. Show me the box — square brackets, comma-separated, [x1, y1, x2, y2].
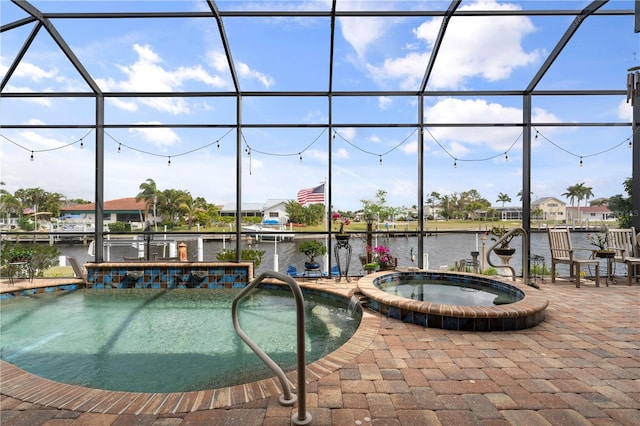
[1, 276, 638, 425]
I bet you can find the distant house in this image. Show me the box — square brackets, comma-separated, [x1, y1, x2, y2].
[219, 203, 264, 220]
[531, 197, 566, 222]
[262, 199, 290, 224]
[60, 197, 149, 229]
[566, 206, 615, 224]
[494, 206, 522, 221]
[219, 200, 290, 224]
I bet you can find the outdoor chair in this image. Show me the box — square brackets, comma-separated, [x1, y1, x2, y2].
[547, 228, 600, 288]
[330, 265, 340, 277]
[606, 226, 640, 285]
[286, 265, 299, 278]
[67, 256, 87, 281]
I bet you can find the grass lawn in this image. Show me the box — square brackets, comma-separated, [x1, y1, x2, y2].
[43, 266, 73, 277]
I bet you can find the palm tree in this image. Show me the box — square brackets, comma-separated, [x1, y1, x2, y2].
[427, 191, 440, 219]
[0, 191, 21, 224]
[562, 184, 579, 222]
[496, 193, 511, 207]
[160, 189, 191, 226]
[136, 178, 159, 230]
[517, 190, 534, 202]
[41, 192, 64, 218]
[15, 187, 46, 212]
[574, 182, 594, 226]
[178, 192, 196, 229]
[439, 194, 451, 220]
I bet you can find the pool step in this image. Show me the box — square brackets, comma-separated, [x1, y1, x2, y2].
[351, 290, 369, 308]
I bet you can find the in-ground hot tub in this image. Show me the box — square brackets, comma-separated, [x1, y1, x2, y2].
[358, 270, 548, 331]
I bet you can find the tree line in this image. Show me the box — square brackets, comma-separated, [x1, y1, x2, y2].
[134, 178, 223, 228]
[1, 177, 632, 230]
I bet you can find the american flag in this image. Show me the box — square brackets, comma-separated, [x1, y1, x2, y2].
[297, 183, 325, 205]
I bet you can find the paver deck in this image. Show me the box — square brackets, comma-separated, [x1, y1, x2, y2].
[1, 276, 638, 425]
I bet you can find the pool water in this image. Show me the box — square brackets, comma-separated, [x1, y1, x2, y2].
[379, 279, 519, 306]
[0, 288, 360, 393]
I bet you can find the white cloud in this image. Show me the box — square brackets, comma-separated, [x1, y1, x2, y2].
[98, 44, 228, 114]
[207, 50, 230, 73]
[339, 16, 389, 58]
[401, 139, 417, 155]
[368, 135, 382, 144]
[378, 96, 392, 110]
[426, 98, 521, 124]
[617, 98, 633, 121]
[206, 49, 274, 88]
[237, 62, 275, 88]
[336, 127, 356, 141]
[128, 124, 181, 147]
[365, 0, 543, 90]
[304, 148, 330, 163]
[423, 98, 559, 152]
[334, 147, 350, 159]
[448, 141, 470, 159]
[3, 85, 52, 106]
[531, 107, 561, 124]
[14, 130, 83, 153]
[13, 61, 58, 82]
[25, 119, 45, 125]
[108, 98, 138, 112]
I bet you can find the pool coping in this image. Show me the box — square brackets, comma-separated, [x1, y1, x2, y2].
[0, 279, 380, 414]
[357, 269, 549, 331]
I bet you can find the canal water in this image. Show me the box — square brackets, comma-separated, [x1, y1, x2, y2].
[54, 230, 599, 277]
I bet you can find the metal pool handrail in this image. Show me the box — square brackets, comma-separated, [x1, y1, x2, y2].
[231, 271, 312, 426]
[486, 227, 529, 283]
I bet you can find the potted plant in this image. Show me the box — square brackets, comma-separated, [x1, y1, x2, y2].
[587, 233, 615, 258]
[363, 262, 380, 274]
[331, 212, 351, 241]
[298, 240, 327, 270]
[367, 245, 397, 271]
[488, 226, 522, 256]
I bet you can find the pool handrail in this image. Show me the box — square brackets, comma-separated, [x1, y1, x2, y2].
[486, 227, 529, 283]
[231, 271, 311, 426]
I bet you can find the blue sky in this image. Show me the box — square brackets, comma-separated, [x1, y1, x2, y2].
[0, 0, 636, 211]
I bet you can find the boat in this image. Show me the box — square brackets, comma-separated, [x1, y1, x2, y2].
[242, 223, 295, 242]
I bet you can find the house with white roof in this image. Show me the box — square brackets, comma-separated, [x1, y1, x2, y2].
[566, 205, 616, 224]
[219, 200, 291, 224]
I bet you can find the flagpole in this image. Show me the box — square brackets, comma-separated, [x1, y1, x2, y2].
[323, 180, 328, 275]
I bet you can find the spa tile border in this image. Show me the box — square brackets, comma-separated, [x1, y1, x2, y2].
[0, 280, 380, 414]
[358, 270, 548, 331]
[85, 261, 253, 289]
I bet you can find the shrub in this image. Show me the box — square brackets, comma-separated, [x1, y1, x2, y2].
[1, 243, 60, 277]
[18, 217, 35, 231]
[216, 249, 265, 268]
[107, 222, 131, 232]
[530, 263, 551, 276]
[482, 267, 498, 275]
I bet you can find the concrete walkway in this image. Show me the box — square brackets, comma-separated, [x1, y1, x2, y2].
[1, 276, 639, 425]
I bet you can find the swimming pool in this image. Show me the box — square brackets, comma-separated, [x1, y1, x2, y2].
[358, 270, 548, 331]
[0, 287, 361, 393]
